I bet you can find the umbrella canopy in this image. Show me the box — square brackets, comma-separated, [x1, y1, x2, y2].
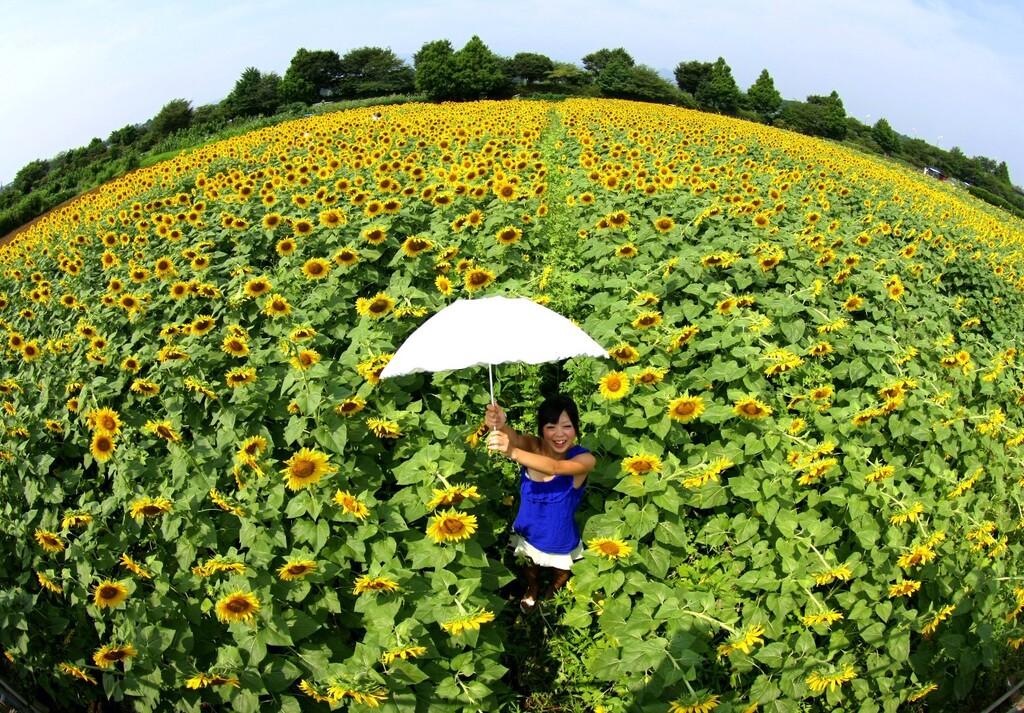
[379, 296, 607, 400]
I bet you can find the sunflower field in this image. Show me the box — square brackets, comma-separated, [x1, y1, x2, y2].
[1, 97, 1024, 712]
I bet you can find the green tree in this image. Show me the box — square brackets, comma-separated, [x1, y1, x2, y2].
[11, 159, 49, 193]
[280, 48, 344, 103]
[336, 47, 414, 99]
[414, 39, 458, 101]
[997, 161, 1011, 185]
[695, 57, 740, 114]
[547, 62, 589, 87]
[108, 124, 141, 148]
[674, 60, 712, 95]
[150, 98, 193, 138]
[871, 117, 901, 155]
[746, 68, 782, 119]
[810, 91, 848, 139]
[223, 67, 282, 118]
[511, 52, 555, 85]
[582, 47, 634, 75]
[779, 91, 848, 140]
[452, 36, 508, 99]
[192, 103, 225, 130]
[595, 57, 635, 98]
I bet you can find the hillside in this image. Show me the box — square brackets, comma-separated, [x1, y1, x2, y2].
[1, 98, 1023, 712]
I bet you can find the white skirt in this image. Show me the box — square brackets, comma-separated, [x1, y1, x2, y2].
[510, 534, 584, 570]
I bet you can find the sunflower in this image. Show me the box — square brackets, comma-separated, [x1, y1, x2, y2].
[843, 295, 864, 311]
[333, 490, 370, 519]
[215, 591, 261, 624]
[401, 236, 435, 258]
[34, 529, 65, 553]
[118, 293, 141, 312]
[464, 267, 496, 292]
[496, 226, 522, 245]
[225, 367, 257, 388]
[608, 344, 640, 364]
[355, 292, 395, 319]
[169, 281, 190, 299]
[426, 484, 482, 509]
[435, 275, 454, 295]
[37, 571, 63, 593]
[668, 692, 720, 713]
[427, 509, 478, 543]
[622, 454, 663, 477]
[319, 209, 348, 228]
[366, 418, 402, 438]
[91, 432, 116, 462]
[129, 379, 161, 399]
[285, 347, 320, 371]
[334, 397, 366, 417]
[333, 247, 360, 267]
[733, 397, 773, 420]
[221, 335, 249, 357]
[93, 580, 129, 609]
[718, 624, 766, 657]
[144, 420, 182, 443]
[262, 212, 282, 230]
[154, 256, 176, 278]
[156, 345, 189, 363]
[302, 258, 331, 279]
[278, 560, 318, 581]
[93, 643, 138, 669]
[119, 553, 153, 579]
[598, 371, 630, 400]
[654, 216, 675, 233]
[128, 497, 173, 519]
[190, 315, 216, 335]
[263, 293, 291, 318]
[61, 512, 93, 529]
[244, 277, 272, 298]
[440, 609, 495, 635]
[185, 672, 241, 689]
[276, 238, 298, 256]
[493, 181, 517, 201]
[615, 243, 638, 258]
[362, 225, 387, 245]
[58, 662, 96, 684]
[86, 407, 122, 436]
[353, 575, 400, 595]
[381, 645, 428, 665]
[632, 312, 662, 329]
[280, 448, 338, 490]
[587, 538, 633, 560]
[633, 367, 667, 385]
[668, 394, 706, 423]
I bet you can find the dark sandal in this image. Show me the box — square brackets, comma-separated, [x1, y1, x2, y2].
[519, 596, 536, 613]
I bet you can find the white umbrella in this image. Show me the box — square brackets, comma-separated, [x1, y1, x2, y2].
[379, 296, 608, 402]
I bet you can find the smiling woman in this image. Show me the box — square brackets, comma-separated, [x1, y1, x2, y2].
[486, 395, 596, 612]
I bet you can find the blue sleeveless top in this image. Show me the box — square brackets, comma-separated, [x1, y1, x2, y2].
[512, 445, 590, 554]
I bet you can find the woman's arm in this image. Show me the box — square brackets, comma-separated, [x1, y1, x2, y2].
[485, 403, 539, 452]
[508, 446, 595, 478]
[486, 429, 595, 479]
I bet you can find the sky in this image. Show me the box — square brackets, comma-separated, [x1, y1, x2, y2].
[2, 0, 1023, 187]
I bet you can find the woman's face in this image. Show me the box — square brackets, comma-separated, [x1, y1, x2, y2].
[541, 410, 576, 454]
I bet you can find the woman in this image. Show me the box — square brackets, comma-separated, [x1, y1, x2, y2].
[486, 394, 596, 612]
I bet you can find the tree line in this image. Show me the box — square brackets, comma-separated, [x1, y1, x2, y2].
[3, 37, 1021, 237]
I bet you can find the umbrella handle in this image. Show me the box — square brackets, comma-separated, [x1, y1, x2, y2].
[488, 363, 495, 408]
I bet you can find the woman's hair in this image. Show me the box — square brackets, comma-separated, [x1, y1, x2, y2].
[536, 394, 580, 436]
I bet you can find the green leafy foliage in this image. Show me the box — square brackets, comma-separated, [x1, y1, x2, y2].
[0, 98, 1023, 713]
